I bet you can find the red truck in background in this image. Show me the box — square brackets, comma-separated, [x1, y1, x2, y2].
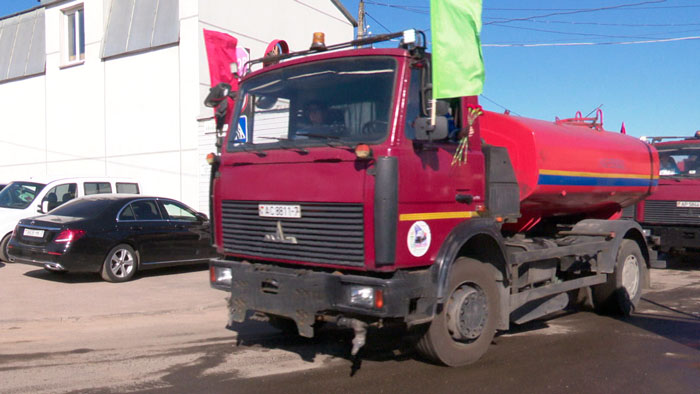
[624, 132, 700, 262]
[206, 30, 660, 366]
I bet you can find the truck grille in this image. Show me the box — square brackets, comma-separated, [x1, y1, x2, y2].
[221, 200, 365, 266]
[643, 200, 700, 225]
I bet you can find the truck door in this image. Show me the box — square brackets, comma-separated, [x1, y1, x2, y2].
[395, 69, 485, 267]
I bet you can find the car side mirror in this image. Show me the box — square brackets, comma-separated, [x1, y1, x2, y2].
[39, 201, 49, 214]
[414, 117, 448, 141]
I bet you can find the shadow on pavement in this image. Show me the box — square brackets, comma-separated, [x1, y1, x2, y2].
[229, 312, 417, 372]
[0, 262, 5, 269]
[662, 253, 700, 271]
[22, 263, 208, 283]
[626, 297, 700, 351]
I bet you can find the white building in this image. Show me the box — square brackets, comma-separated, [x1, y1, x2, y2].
[0, 0, 356, 212]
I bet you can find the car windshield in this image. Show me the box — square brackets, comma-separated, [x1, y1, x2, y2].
[49, 198, 115, 218]
[227, 57, 397, 151]
[656, 146, 700, 177]
[0, 182, 46, 209]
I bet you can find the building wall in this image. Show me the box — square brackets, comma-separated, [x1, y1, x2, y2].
[0, 0, 355, 209]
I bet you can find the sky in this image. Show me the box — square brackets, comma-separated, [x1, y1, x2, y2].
[2, 0, 699, 139]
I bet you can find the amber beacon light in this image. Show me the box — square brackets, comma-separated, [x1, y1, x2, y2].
[310, 32, 326, 50]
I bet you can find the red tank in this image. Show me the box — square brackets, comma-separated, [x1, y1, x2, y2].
[479, 111, 659, 232]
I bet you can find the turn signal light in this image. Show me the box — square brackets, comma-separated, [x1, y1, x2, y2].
[206, 152, 219, 165]
[355, 144, 372, 159]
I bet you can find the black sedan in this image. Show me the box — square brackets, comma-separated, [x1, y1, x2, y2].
[8, 195, 217, 282]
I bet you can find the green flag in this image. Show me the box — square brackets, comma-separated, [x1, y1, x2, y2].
[431, 0, 484, 98]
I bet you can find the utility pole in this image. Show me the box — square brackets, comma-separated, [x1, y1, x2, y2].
[357, 0, 366, 40]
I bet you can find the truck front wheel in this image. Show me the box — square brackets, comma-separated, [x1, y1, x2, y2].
[416, 257, 500, 366]
[593, 239, 646, 315]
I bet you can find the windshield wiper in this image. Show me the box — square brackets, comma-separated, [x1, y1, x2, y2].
[257, 137, 309, 154]
[236, 143, 267, 157]
[295, 133, 348, 147]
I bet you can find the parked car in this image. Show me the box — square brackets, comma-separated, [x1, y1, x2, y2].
[0, 177, 141, 262]
[7, 195, 216, 282]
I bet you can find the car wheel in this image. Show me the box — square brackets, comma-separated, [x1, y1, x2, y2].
[0, 233, 12, 263]
[101, 244, 138, 283]
[593, 239, 646, 315]
[416, 257, 501, 366]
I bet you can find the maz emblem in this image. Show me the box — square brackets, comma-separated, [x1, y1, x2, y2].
[264, 221, 298, 244]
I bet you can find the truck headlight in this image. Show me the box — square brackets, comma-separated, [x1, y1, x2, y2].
[349, 285, 384, 309]
[210, 266, 232, 285]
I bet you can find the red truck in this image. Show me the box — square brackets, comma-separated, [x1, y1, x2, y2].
[207, 31, 660, 366]
[624, 132, 700, 261]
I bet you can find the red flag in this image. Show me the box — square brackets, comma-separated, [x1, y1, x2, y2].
[203, 29, 239, 127]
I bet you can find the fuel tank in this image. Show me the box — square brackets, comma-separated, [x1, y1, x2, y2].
[479, 111, 659, 232]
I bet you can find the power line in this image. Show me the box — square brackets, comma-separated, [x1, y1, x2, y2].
[484, 18, 700, 29]
[479, 95, 521, 117]
[364, 11, 393, 34]
[483, 0, 668, 26]
[483, 35, 700, 47]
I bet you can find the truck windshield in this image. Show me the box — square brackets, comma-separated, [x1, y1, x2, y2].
[0, 182, 46, 209]
[227, 57, 397, 150]
[657, 146, 700, 177]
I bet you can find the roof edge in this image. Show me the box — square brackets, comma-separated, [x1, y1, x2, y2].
[330, 0, 358, 27]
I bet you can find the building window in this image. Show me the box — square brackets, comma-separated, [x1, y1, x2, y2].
[64, 6, 85, 63]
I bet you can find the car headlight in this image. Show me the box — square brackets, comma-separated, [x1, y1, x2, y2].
[349, 285, 384, 309]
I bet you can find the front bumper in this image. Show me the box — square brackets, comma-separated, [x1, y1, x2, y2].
[644, 225, 700, 251]
[210, 258, 434, 337]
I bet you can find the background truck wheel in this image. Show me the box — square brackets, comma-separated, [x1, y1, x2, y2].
[416, 257, 500, 366]
[101, 244, 138, 282]
[593, 239, 645, 315]
[0, 233, 12, 262]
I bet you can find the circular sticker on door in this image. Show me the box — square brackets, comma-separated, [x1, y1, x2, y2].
[407, 221, 431, 257]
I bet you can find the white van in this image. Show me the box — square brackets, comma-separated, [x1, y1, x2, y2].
[0, 177, 141, 262]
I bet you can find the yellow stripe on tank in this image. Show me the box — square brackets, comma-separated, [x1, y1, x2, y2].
[399, 211, 480, 222]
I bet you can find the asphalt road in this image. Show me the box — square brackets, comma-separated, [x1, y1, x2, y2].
[1, 260, 699, 394]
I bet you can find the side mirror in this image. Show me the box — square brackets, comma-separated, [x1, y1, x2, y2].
[413, 117, 448, 141]
[40, 201, 49, 214]
[204, 82, 234, 108]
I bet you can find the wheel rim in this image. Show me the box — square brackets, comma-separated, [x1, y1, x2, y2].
[110, 249, 134, 278]
[446, 284, 488, 342]
[621, 254, 640, 299]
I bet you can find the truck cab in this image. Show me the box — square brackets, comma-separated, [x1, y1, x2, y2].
[627, 133, 700, 260]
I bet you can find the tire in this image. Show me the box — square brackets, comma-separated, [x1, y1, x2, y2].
[416, 257, 501, 366]
[592, 239, 645, 315]
[0, 233, 12, 263]
[101, 244, 138, 283]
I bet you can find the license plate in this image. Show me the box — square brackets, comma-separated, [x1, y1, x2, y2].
[258, 204, 301, 218]
[23, 228, 45, 238]
[677, 201, 700, 208]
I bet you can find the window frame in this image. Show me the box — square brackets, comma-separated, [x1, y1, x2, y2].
[61, 4, 85, 67]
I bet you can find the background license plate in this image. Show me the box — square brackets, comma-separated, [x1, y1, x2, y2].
[259, 204, 301, 218]
[23, 228, 44, 237]
[677, 201, 700, 208]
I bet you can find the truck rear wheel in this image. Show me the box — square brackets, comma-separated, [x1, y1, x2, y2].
[416, 257, 500, 366]
[593, 239, 645, 315]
